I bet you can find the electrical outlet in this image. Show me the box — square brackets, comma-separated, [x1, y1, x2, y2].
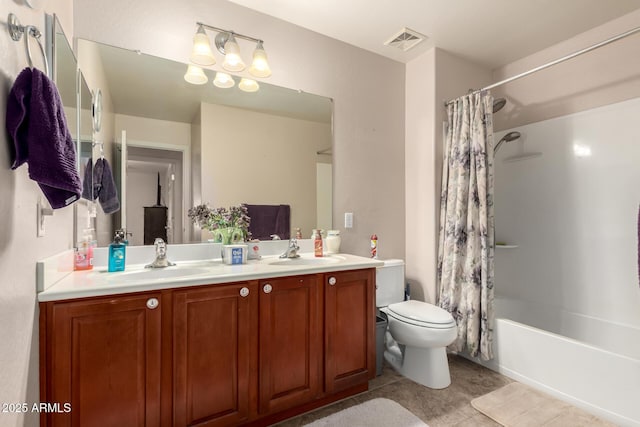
[344, 212, 353, 229]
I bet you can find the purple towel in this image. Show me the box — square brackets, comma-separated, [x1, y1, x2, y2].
[6, 68, 82, 209]
[82, 158, 93, 200]
[93, 158, 120, 214]
[246, 204, 290, 240]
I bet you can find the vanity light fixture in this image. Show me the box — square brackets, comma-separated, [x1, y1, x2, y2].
[238, 78, 259, 93]
[213, 72, 235, 88]
[186, 22, 271, 84]
[184, 64, 208, 85]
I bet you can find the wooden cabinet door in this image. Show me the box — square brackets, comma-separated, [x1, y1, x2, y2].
[173, 282, 257, 427]
[258, 275, 322, 414]
[324, 269, 376, 393]
[42, 293, 162, 427]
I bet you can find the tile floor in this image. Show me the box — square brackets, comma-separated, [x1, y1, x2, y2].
[276, 355, 512, 426]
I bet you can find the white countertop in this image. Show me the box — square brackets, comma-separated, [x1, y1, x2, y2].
[38, 253, 383, 302]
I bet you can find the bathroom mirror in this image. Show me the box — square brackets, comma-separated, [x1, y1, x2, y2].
[75, 39, 333, 247]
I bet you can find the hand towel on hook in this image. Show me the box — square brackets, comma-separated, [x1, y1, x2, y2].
[6, 68, 82, 208]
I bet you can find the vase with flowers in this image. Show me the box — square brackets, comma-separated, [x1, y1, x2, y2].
[188, 203, 251, 244]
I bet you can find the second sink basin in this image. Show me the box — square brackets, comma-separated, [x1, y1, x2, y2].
[268, 255, 345, 266]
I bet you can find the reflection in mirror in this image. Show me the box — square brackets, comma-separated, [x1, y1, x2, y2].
[76, 39, 333, 247]
[46, 14, 91, 245]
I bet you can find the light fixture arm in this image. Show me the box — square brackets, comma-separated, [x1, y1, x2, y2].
[196, 22, 263, 55]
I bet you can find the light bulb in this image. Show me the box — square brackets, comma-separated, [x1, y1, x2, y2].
[213, 72, 235, 88]
[222, 34, 245, 72]
[249, 41, 271, 78]
[190, 25, 215, 66]
[184, 64, 208, 85]
[238, 78, 259, 93]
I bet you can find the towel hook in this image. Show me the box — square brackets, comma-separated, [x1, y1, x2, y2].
[8, 13, 50, 76]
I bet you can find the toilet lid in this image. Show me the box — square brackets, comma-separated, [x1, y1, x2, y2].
[387, 300, 455, 328]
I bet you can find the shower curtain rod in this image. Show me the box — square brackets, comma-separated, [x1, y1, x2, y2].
[445, 25, 640, 106]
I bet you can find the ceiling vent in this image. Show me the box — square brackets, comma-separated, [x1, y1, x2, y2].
[384, 27, 427, 52]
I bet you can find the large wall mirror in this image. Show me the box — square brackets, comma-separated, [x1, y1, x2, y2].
[74, 39, 333, 247]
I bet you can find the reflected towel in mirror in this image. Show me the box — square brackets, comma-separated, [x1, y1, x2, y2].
[246, 204, 290, 240]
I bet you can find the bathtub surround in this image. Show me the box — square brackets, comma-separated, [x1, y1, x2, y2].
[490, 97, 640, 425]
[437, 92, 495, 360]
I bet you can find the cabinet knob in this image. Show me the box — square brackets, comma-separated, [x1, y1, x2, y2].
[146, 298, 159, 309]
[263, 284, 273, 294]
[328, 276, 337, 286]
[240, 287, 249, 297]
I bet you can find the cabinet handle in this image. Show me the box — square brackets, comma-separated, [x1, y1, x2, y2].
[328, 276, 337, 286]
[146, 298, 159, 309]
[263, 284, 272, 294]
[240, 287, 249, 297]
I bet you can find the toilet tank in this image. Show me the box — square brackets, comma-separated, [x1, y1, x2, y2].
[376, 259, 405, 307]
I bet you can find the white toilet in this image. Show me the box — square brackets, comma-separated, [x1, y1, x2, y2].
[376, 259, 457, 389]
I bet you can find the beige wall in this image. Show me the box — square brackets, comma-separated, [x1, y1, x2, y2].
[198, 103, 330, 239]
[493, 9, 640, 131]
[0, 2, 74, 425]
[73, 0, 406, 258]
[404, 48, 492, 303]
[114, 114, 191, 147]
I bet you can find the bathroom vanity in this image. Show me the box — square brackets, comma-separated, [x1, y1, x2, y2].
[38, 252, 380, 426]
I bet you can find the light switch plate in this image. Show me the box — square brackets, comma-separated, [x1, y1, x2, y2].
[344, 212, 353, 228]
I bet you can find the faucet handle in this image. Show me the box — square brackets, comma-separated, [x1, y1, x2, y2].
[289, 238, 299, 248]
[154, 238, 167, 257]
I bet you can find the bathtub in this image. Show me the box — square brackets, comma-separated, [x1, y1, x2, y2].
[474, 297, 640, 426]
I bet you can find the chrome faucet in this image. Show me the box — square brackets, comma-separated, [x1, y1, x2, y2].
[279, 238, 300, 259]
[145, 238, 176, 268]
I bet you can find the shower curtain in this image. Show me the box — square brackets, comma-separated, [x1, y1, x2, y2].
[437, 92, 495, 360]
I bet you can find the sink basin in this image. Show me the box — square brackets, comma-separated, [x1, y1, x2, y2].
[102, 266, 211, 282]
[268, 256, 344, 266]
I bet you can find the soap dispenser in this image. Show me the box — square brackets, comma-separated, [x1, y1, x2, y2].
[108, 229, 127, 272]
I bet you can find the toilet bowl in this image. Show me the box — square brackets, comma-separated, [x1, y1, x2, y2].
[376, 260, 457, 389]
[383, 300, 457, 389]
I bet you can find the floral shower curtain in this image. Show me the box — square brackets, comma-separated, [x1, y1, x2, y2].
[437, 92, 495, 360]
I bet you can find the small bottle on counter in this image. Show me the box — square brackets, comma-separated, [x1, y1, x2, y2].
[370, 234, 378, 259]
[108, 229, 127, 272]
[325, 230, 341, 254]
[295, 227, 302, 240]
[313, 229, 323, 257]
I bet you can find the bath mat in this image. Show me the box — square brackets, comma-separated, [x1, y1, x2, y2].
[304, 398, 428, 427]
[471, 382, 615, 426]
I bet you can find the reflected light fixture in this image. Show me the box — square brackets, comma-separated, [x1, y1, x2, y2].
[186, 22, 271, 89]
[190, 24, 215, 66]
[238, 78, 259, 93]
[249, 41, 271, 78]
[184, 64, 208, 85]
[213, 72, 235, 88]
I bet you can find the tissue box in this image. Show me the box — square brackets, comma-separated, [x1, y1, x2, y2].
[222, 244, 248, 265]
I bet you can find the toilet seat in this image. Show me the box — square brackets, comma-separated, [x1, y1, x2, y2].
[387, 300, 456, 329]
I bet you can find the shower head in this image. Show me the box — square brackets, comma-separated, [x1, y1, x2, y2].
[492, 98, 507, 113]
[495, 131, 521, 153]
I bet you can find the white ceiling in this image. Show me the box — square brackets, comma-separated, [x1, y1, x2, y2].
[227, 0, 640, 68]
